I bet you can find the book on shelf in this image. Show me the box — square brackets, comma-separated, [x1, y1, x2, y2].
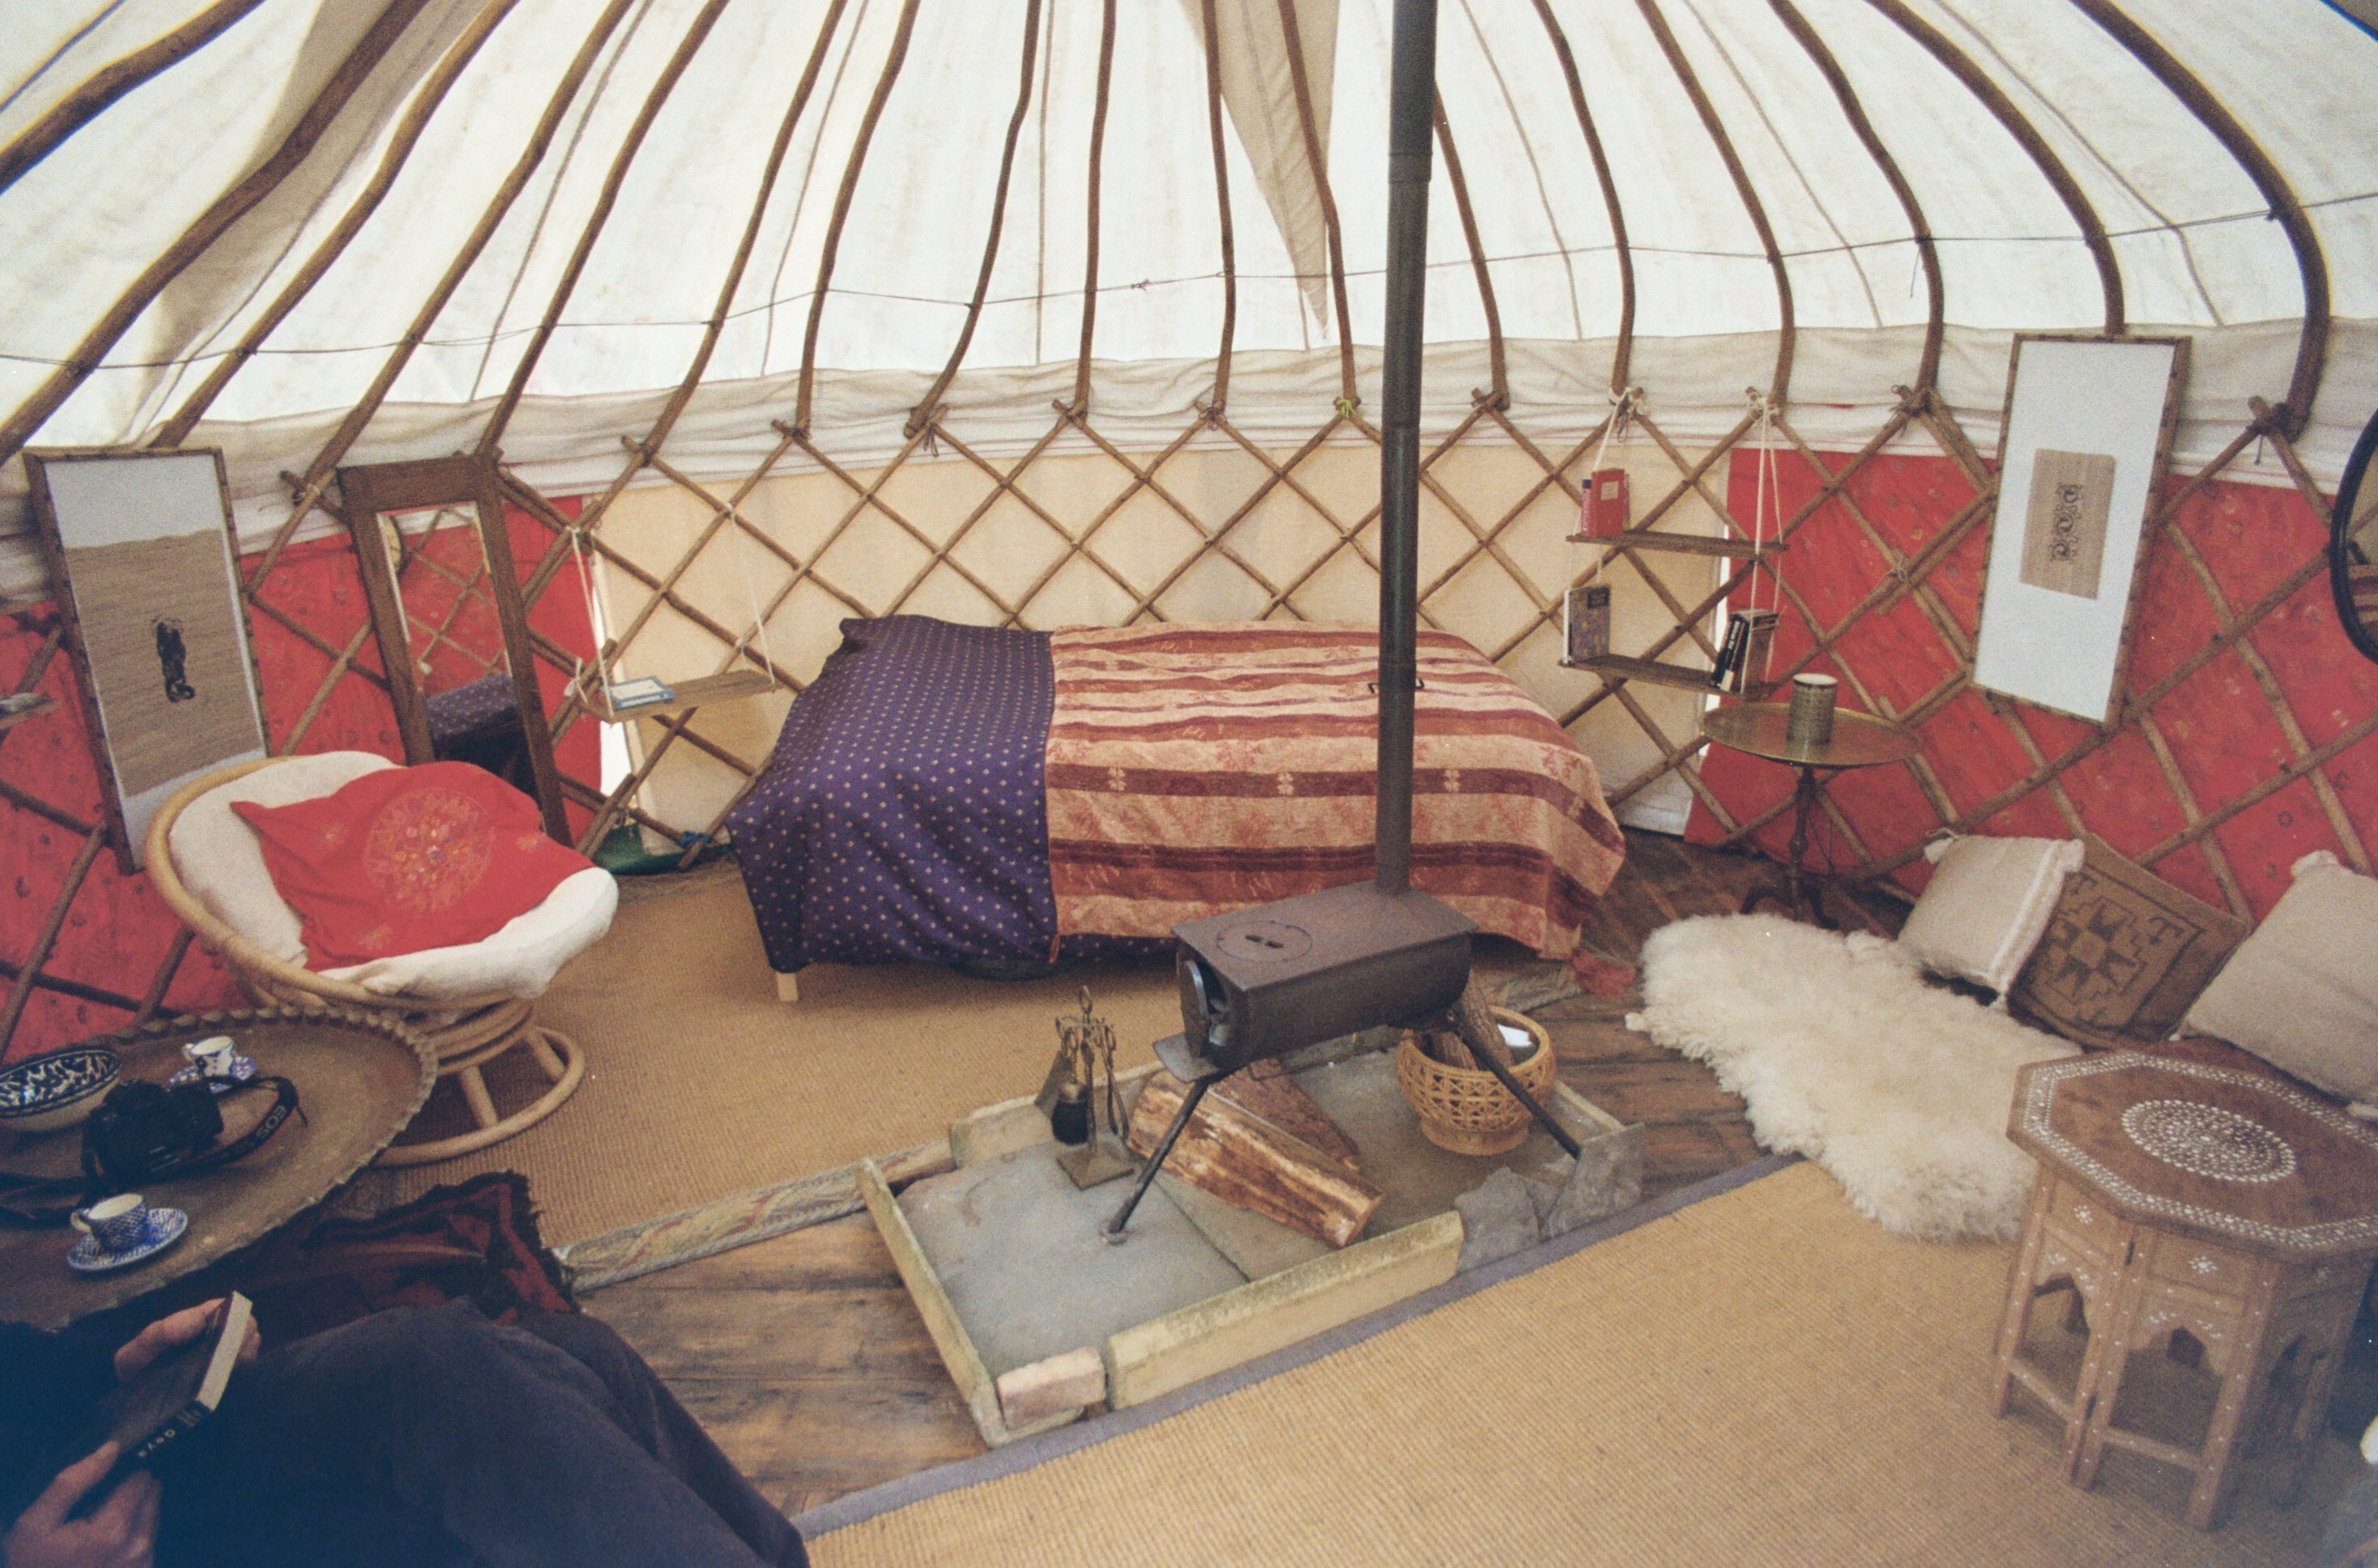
[72, 1293, 251, 1493]
[603, 676, 674, 710]
[1563, 583, 1611, 663]
[1709, 607, 1778, 693]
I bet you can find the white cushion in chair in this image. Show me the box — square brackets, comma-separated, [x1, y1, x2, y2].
[171, 752, 396, 966]
[169, 752, 617, 1004]
[323, 867, 617, 1004]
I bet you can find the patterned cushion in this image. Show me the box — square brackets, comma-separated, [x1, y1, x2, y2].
[2008, 834, 2249, 1050]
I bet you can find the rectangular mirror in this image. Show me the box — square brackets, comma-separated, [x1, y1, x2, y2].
[338, 455, 568, 842]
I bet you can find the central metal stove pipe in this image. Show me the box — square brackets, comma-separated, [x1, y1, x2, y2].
[1375, 0, 1438, 897]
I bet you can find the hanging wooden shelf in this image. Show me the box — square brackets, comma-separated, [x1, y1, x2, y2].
[586, 668, 778, 724]
[0, 693, 58, 734]
[1562, 654, 1775, 701]
[1567, 531, 1785, 560]
[1561, 654, 1716, 692]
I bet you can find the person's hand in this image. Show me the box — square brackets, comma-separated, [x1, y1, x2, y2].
[111, 1298, 259, 1385]
[1, 1443, 160, 1568]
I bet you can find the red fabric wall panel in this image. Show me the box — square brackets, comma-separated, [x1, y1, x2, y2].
[1686, 449, 2378, 922]
[2, 502, 594, 1063]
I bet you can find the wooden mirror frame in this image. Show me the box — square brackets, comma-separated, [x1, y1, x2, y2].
[2332, 403, 2378, 667]
[337, 454, 569, 842]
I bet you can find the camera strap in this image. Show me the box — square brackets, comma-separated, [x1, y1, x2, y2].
[0, 1076, 305, 1225]
[82, 1075, 302, 1192]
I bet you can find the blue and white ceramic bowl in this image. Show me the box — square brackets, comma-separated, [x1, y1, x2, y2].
[0, 1045, 120, 1135]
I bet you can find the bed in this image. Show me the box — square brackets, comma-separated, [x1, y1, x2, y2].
[725, 615, 1626, 982]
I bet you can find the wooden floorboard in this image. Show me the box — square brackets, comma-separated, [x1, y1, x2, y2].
[585, 828, 1905, 1515]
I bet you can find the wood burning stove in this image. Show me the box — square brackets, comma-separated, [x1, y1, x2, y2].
[1106, 0, 1575, 1242]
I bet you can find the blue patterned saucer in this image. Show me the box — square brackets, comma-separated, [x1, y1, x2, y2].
[168, 1057, 258, 1093]
[68, 1207, 188, 1273]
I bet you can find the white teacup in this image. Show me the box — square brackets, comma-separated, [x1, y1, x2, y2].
[185, 1036, 238, 1080]
[73, 1192, 148, 1254]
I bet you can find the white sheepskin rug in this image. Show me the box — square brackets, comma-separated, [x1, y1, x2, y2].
[1635, 914, 2079, 1242]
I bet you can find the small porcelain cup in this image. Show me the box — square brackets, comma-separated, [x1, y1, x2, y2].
[185, 1036, 237, 1080]
[73, 1192, 148, 1254]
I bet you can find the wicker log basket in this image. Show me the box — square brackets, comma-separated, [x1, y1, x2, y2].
[1394, 1007, 1558, 1157]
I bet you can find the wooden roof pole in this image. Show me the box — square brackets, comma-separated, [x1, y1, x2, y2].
[239, 0, 640, 588]
[1631, 0, 1794, 403]
[1068, 0, 1119, 415]
[560, 0, 852, 534]
[2069, 0, 2329, 438]
[0, 0, 431, 469]
[906, 0, 1046, 437]
[1430, 94, 1507, 407]
[153, 0, 527, 448]
[1527, 0, 1636, 398]
[0, 0, 268, 195]
[476, 0, 743, 458]
[1766, 0, 1942, 396]
[1274, 0, 1358, 407]
[1199, 0, 1238, 412]
[1860, 0, 2123, 336]
[794, 0, 926, 434]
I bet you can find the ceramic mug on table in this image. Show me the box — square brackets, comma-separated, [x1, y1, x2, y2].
[185, 1036, 237, 1079]
[73, 1192, 148, 1254]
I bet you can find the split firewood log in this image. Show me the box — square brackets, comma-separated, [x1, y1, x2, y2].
[1127, 1072, 1383, 1248]
[1214, 1067, 1363, 1172]
[1425, 977, 1515, 1071]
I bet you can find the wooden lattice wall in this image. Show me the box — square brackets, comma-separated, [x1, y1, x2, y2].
[0, 0, 2360, 1058]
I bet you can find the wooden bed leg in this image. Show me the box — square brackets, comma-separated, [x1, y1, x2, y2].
[774, 970, 800, 1004]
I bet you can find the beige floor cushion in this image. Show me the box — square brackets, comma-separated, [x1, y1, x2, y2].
[2184, 850, 2378, 1102]
[1894, 833, 2084, 1001]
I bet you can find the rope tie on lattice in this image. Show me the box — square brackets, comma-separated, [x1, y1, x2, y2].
[565, 522, 612, 699]
[1333, 395, 1359, 422]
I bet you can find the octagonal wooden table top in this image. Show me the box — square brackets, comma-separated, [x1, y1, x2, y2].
[2009, 1051, 2378, 1261]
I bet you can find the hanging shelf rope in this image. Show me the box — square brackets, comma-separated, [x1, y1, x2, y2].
[569, 509, 782, 725]
[1561, 387, 1786, 692]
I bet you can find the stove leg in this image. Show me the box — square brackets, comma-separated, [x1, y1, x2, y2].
[1459, 1040, 1582, 1159]
[1103, 1074, 1216, 1243]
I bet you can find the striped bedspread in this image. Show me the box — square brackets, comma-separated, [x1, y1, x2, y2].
[1044, 624, 1626, 959]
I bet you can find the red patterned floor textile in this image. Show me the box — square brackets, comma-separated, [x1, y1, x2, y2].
[1044, 624, 1626, 958]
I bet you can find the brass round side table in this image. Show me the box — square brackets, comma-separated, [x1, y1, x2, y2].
[1701, 702, 1920, 926]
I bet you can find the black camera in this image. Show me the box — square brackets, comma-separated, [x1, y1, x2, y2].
[82, 1080, 224, 1187]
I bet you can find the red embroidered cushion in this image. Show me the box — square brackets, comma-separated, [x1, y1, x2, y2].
[232, 763, 593, 969]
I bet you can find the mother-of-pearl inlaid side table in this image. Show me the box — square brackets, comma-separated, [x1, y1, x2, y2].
[1993, 1051, 2378, 1529]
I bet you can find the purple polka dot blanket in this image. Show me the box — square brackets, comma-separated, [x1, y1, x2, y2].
[728, 615, 1082, 972]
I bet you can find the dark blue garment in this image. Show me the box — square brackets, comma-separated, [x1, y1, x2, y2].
[3, 1305, 803, 1568]
[0, 1319, 118, 1523]
[728, 616, 1062, 971]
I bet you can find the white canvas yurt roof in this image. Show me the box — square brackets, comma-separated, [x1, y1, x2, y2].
[2, 0, 2373, 593]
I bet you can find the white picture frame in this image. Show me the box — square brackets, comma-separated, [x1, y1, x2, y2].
[1971, 334, 2189, 727]
[23, 449, 267, 872]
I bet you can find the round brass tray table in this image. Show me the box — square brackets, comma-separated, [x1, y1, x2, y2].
[0, 1008, 434, 1328]
[1700, 702, 1920, 925]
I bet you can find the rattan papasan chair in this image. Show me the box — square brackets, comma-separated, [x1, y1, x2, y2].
[146, 752, 612, 1165]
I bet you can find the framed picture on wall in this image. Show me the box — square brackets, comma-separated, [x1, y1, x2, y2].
[1971, 334, 2190, 727]
[23, 448, 267, 872]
